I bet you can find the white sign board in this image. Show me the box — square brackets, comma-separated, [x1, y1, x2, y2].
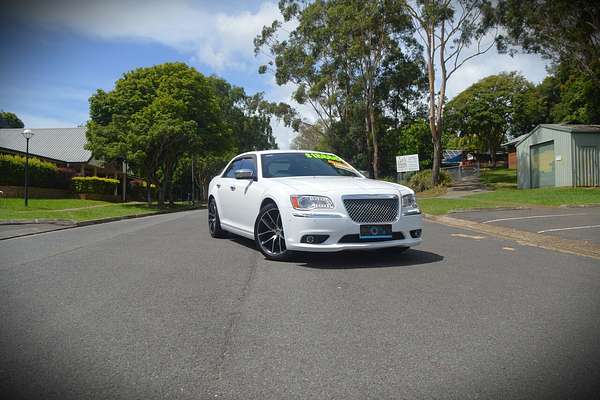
[396, 154, 420, 173]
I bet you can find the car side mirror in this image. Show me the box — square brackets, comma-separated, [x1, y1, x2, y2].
[234, 169, 255, 180]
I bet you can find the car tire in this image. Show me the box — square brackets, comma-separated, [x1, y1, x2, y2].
[208, 198, 227, 238]
[254, 202, 291, 261]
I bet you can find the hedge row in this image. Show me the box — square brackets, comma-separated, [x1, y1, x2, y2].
[71, 176, 119, 195]
[0, 154, 74, 189]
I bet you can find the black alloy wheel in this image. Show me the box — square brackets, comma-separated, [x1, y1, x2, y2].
[208, 198, 227, 238]
[254, 203, 290, 261]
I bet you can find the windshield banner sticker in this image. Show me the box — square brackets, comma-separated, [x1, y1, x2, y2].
[304, 152, 343, 162]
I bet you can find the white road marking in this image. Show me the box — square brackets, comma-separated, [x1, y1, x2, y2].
[537, 225, 600, 234]
[482, 213, 586, 224]
[502, 247, 515, 251]
[451, 233, 485, 240]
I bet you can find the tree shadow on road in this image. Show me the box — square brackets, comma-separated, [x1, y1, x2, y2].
[228, 236, 443, 269]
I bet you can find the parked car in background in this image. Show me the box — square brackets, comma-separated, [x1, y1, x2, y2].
[208, 150, 423, 260]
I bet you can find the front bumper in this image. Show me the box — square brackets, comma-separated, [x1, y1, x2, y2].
[282, 209, 423, 252]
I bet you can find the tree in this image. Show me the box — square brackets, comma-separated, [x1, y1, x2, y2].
[403, 0, 497, 184]
[255, 0, 422, 178]
[445, 72, 537, 166]
[538, 63, 600, 125]
[208, 76, 282, 152]
[0, 111, 24, 128]
[194, 154, 233, 201]
[87, 63, 224, 205]
[496, 0, 600, 81]
[290, 122, 330, 151]
[381, 117, 433, 175]
[165, 76, 298, 202]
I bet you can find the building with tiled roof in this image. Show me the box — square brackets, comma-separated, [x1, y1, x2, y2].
[0, 127, 122, 177]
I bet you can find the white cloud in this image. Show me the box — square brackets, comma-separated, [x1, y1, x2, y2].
[444, 51, 549, 99]
[12, 0, 281, 71]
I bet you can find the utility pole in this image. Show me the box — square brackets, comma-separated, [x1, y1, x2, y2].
[191, 157, 195, 206]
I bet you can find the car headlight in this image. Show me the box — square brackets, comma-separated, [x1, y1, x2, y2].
[401, 193, 420, 215]
[290, 195, 334, 210]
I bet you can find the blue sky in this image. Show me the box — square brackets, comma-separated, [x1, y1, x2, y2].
[0, 0, 550, 148]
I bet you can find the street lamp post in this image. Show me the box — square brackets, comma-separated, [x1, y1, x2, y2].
[21, 129, 34, 206]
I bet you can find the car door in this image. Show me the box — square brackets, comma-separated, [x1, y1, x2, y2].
[218, 158, 244, 226]
[227, 156, 264, 233]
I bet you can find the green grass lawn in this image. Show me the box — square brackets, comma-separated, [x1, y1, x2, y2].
[479, 168, 517, 189]
[419, 186, 600, 215]
[0, 198, 189, 222]
[417, 167, 600, 215]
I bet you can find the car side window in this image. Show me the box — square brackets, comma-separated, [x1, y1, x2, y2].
[223, 159, 243, 178]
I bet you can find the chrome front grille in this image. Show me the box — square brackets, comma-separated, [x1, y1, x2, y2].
[342, 196, 399, 223]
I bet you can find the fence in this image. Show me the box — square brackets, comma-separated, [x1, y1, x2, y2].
[441, 162, 481, 181]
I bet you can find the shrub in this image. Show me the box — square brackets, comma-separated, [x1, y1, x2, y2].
[72, 176, 119, 195]
[408, 169, 453, 192]
[128, 179, 158, 201]
[56, 167, 78, 189]
[0, 154, 73, 189]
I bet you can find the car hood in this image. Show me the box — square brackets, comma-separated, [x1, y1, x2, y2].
[272, 176, 413, 195]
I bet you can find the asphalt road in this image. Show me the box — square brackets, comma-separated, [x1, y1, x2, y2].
[0, 223, 72, 240]
[1, 210, 599, 399]
[454, 206, 600, 245]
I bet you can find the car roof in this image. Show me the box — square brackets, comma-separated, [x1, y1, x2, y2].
[237, 149, 337, 157]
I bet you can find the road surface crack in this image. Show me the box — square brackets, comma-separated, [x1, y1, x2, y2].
[214, 250, 260, 381]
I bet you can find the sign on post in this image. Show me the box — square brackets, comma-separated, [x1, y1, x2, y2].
[396, 154, 420, 173]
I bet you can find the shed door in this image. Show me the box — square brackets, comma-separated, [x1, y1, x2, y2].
[530, 141, 555, 188]
[575, 146, 599, 187]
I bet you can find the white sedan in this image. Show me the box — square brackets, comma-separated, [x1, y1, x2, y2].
[207, 150, 423, 260]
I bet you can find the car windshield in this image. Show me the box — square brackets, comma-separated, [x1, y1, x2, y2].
[261, 152, 361, 178]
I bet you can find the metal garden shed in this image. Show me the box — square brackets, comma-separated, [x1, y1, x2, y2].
[516, 124, 600, 188]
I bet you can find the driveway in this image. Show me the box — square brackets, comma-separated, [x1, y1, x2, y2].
[1, 210, 599, 399]
[452, 206, 600, 245]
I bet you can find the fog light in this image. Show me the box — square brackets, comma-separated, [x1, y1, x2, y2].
[300, 234, 329, 244]
[410, 229, 422, 238]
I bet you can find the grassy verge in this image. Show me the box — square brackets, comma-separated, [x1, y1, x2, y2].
[419, 187, 600, 215]
[479, 168, 518, 189]
[415, 185, 448, 198]
[0, 198, 191, 222]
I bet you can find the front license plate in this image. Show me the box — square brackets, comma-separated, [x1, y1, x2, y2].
[359, 224, 392, 239]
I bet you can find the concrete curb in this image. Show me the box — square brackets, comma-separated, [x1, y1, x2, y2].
[75, 207, 203, 227]
[445, 206, 530, 214]
[0, 206, 205, 240]
[558, 204, 600, 209]
[424, 213, 600, 260]
[0, 219, 76, 226]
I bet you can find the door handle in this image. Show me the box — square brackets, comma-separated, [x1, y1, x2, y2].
[216, 184, 221, 188]
[230, 186, 236, 191]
